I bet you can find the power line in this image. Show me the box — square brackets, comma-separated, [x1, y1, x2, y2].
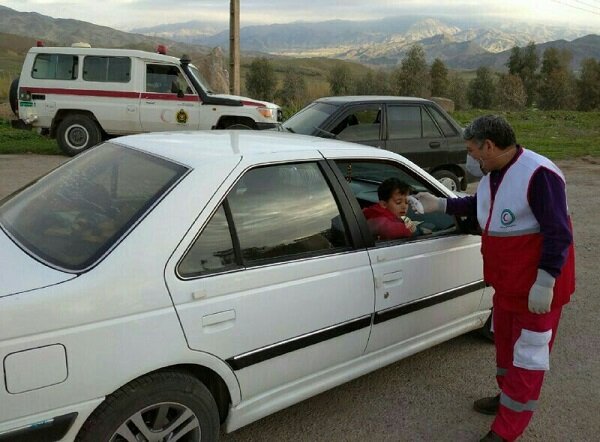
[570, 0, 600, 11]
[550, 0, 600, 15]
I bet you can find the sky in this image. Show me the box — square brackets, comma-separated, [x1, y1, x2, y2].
[2, 0, 600, 31]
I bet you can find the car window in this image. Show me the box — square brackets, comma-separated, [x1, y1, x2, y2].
[387, 105, 422, 139]
[179, 204, 238, 277]
[428, 105, 460, 137]
[83, 56, 131, 83]
[228, 162, 350, 264]
[0, 144, 188, 271]
[334, 160, 457, 244]
[146, 64, 193, 94]
[32, 54, 78, 80]
[282, 102, 339, 135]
[422, 107, 442, 138]
[335, 106, 382, 143]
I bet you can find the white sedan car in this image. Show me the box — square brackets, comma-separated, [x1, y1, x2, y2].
[0, 131, 491, 441]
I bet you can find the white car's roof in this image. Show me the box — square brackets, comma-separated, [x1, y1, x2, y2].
[113, 130, 394, 168]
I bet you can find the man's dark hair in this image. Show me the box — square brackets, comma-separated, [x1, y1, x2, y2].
[462, 115, 516, 149]
[378, 178, 411, 201]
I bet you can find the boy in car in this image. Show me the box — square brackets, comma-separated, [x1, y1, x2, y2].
[363, 178, 417, 240]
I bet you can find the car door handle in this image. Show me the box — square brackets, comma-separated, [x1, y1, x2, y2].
[382, 270, 403, 284]
[429, 141, 441, 148]
[202, 310, 236, 327]
[145, 101, 156, 105]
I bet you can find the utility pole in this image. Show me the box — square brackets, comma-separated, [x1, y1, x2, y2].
[229, 0, 240, 95]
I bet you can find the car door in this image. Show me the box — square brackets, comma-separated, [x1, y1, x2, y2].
[324, 150, 486, 354]
[324, 104, 383, 147]
[164, 152, 374, 400]
[384, 104, 448, 170]
[139, 62, 200, 131]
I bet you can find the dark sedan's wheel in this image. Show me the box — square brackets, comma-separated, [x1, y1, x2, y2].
[76, 372, 219, 442]
[433, 169, 460, 192]
[57, 115, 102, 156]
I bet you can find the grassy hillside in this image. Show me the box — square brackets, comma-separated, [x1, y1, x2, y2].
[453, 110, 600, 159]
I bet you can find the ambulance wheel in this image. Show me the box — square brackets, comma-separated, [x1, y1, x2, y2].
[9, 77, 19, 116]
[57, 115, 102, 156]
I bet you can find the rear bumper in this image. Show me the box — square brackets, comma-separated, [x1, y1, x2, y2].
[10, 120, 32, 131]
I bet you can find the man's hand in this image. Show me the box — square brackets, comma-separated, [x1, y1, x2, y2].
[403, 217, 417, 234]
[528, 269, 555, 314]
[415, 192, 447, 213]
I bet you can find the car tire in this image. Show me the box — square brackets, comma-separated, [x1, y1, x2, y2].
[479, 310, 494, 342]
[57, 115, 102, 156]
[76, 371, 219, 442]
[9, 77, 19, 116]
[432, 170, 460, 192]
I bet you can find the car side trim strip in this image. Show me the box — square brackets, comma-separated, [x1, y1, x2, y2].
[226, 281, 485, 371]
[0, 412, 78, 442]
[373, 280, 486, 325]
[225, 315, 372, 370]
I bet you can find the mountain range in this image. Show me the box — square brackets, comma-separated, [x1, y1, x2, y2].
[0, 5, 598, 72]
[132, 16, 599, 68]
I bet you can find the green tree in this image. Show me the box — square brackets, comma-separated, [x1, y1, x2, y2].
[245, 57, 276, 102]
[538, 47, 577, 110]
[430, 58, 449, 97]
[577, 58, 600, 111]
[446, 73, 469, 110]
[467, 67, 496, 109]
[496, 74, 527, 110]
[275, 67, 307, 110]
[328, 63, 353, 95]
[394, 45, 430, 97]
[506, 42, 539, 106]
[353, 69, 392, 95]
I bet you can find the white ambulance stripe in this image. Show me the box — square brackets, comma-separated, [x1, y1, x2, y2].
[500, 392, 538, 412]
[486, 227, 541, 237]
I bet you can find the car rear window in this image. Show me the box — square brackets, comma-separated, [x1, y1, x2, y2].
[0, 144, 188, 272]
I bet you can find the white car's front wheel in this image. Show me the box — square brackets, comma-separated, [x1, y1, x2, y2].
[76, 372, 219, 442]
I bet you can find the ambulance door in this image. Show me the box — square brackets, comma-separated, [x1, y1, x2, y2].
[140, 63, 200, 131]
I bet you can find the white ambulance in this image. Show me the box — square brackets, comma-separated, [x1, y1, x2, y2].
[10, 44, 281, 155]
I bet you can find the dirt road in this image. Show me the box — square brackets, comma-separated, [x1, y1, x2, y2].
[0, 154, 598, 441]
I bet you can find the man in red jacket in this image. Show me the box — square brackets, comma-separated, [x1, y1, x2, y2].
[416, 115, 575, 441]
[363, 178, 417, 240]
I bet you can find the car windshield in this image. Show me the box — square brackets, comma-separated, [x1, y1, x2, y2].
[282, 102, 338, 134]
[187, 64, 213, 94]
[0, 143, 188, 272]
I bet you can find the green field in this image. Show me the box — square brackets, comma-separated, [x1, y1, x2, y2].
[452, 110, 600, 159]
[1, 110, 598, 158]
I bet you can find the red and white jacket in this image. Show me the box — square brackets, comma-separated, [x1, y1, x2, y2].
[477, 149, 575, 312]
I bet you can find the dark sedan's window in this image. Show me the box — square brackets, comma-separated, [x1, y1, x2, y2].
[335, 107, 381, 142]
[281, 102, 338, 135]
[0, 144, 188, 271]
[387, 105, 422, 139]
[229, 163, 350, 264]
[428, 106, 459, 137]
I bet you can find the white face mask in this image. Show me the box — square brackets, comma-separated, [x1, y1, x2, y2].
[466, 153, 485, 177]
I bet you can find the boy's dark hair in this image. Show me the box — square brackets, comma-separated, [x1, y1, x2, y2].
[462, 114, 516, 149]
[378, 178, 411, 201]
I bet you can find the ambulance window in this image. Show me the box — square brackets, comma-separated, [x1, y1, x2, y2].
[146, 64, 193, 94]
[32, 54, 78, 80]
[83, 56, 131, 83]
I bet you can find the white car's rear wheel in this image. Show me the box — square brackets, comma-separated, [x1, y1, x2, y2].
[77, 372, 219, 442]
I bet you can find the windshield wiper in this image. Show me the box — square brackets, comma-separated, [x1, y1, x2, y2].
[284, 126, 295, 133]
[314, 126, 336, 138]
